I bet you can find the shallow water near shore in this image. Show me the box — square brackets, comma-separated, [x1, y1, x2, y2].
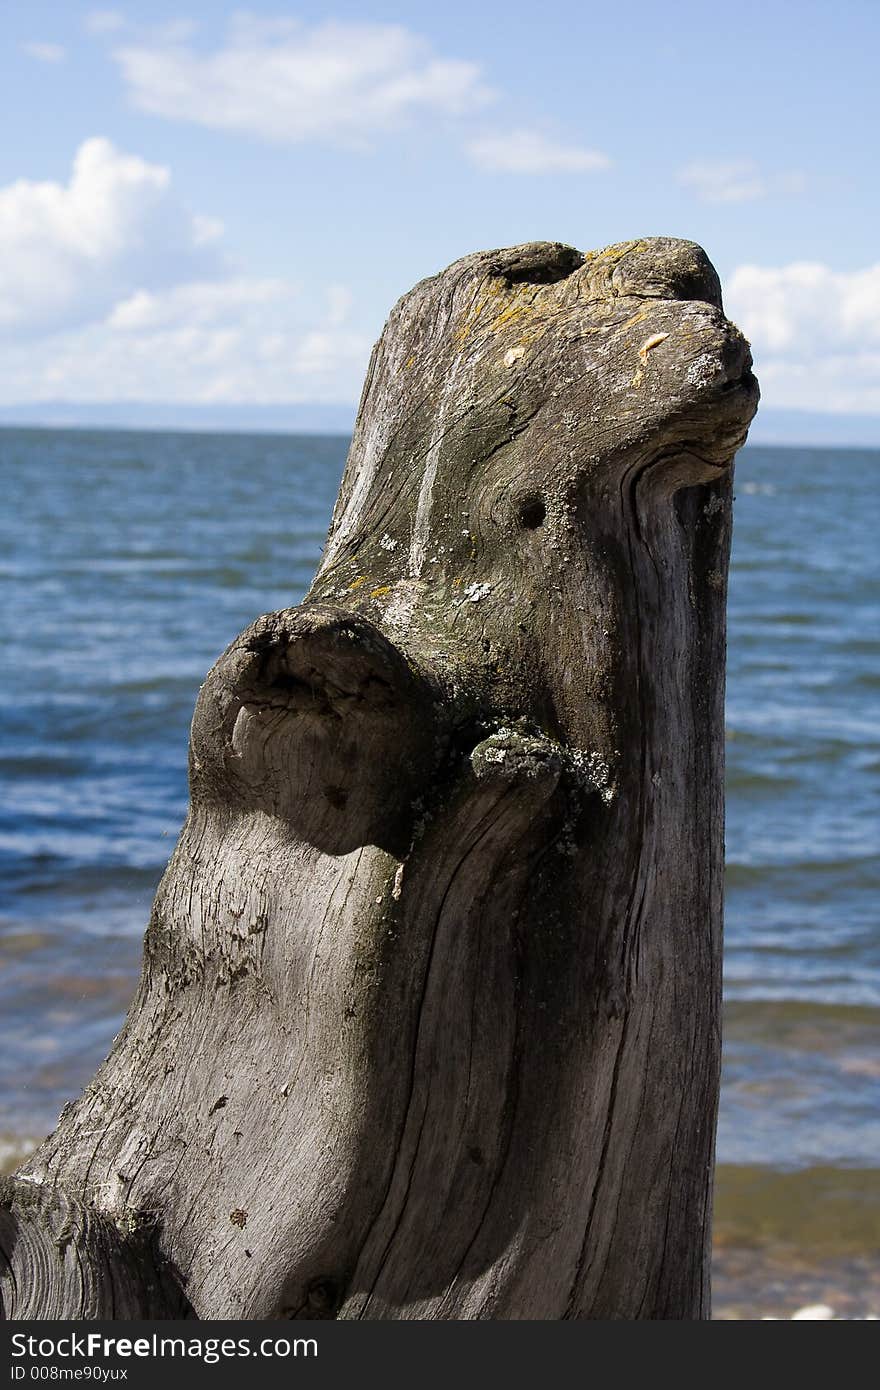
[1, 429, 878, 1317]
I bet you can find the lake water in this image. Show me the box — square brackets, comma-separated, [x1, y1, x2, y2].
[1, 429, 878, 1317]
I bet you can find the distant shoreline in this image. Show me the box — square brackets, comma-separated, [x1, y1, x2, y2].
[0, 421, 354, 441]
[2, 422, 880, 453]
[2, 404, 880, 448]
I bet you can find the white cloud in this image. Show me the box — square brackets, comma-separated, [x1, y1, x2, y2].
[0, 138, 223, 334]
[0, 266, 370, 405]
[466, 129, 610, 174]
[727, 262, 880, 353]
[679, 160, 805, 204]
[753, 353, 880, 414]
[106, 278, 293, 332]
[191, 213, 224, 246]
[0, 136, 372, 405]
[108, 16, 494, 146]
[727, 261, 880, 412]
[327, 285, 353, 328]
[84, 10, 126, 35]
[22, 42, 66, 64]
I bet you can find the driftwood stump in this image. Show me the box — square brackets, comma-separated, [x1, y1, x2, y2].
[2, 238, 757, 1320]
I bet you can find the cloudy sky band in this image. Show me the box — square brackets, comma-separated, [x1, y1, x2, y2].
[2, 4, 876, 417]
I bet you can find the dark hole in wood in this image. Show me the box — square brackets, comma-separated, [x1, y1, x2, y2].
[518, 497, 546, 530]
[720, 367, 758, 395]
[491, 245, 584, 286]
[306, 1278, 338, 1313]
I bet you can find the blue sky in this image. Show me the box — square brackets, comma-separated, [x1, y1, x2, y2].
[2, 1, 878, 421]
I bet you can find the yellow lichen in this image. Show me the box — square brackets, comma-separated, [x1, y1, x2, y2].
[489, 300, 532, 334]
[349, 575, 368, 590]
[598, 239, 651, 263]
[456, 278, 549, 345]
[369, 585, 391, 599]
[455, 279, 503, 343]
[620, 307, 652, 331]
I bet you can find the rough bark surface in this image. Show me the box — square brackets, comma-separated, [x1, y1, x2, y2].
[2, 237, 758, 1320]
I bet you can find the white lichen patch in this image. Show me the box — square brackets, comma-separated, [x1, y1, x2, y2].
[482, 746, 507, 764]
[504, 345, 525, 367]
[569, 747, 616, 803]
[685, 353, 719, 388]
[471, 727, 563, 786]
[464, 581, 492, 603]
[379, 533, 398, 552]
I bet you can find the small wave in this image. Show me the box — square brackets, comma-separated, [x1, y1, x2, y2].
[0, 1134, 39, 1175]
[724, 997, 880, 1031]
[725, 855, 880, 884]
[739, 481, 777, 496]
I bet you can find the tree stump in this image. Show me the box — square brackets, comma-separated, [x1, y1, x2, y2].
[1, 238, 758, 1320]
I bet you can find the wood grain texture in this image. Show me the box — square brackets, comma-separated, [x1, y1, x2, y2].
[5, 238, 758, 1320]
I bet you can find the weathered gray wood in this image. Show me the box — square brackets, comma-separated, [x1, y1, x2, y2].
[3, 237, 757, 1320]
[0, 1178, 191, 1318]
